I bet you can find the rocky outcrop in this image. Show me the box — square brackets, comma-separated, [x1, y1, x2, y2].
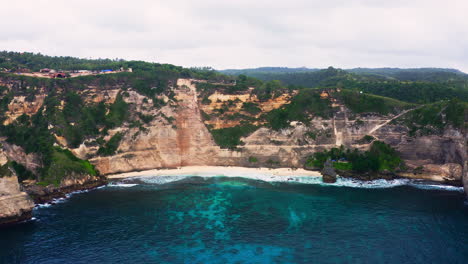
[23, 173, 106, 204]
[321, 159, 337, 183]
[0, 143, 106, 226]
[0, 151, 34, 226]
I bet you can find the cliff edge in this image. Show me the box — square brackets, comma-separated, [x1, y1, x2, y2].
[0, 152, 34, 226]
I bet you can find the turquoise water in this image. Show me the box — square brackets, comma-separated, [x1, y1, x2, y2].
[1, 176, 467, 264]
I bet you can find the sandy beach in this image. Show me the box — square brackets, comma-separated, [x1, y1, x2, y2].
[108, 166, 322, 179]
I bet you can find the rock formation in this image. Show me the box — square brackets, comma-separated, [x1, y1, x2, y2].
[0, 151, 34, 226]
[321, 158, 337, 183]
[0, 76, 466, 205]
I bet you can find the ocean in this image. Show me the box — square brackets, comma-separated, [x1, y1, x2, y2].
[1, 175, 467, 264]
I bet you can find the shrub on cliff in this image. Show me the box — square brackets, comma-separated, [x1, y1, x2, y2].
[43, 148, 97, 185]
[105, 93, 129, 128]
[265, 89, 333, 130]
[210, 124, 257, 149]
[97, 133, 123, 156]
[398, 99, 468, 136]
[0, 162, 13, 178]
[338, 89, 413, 115]
[305, 141, 403, 173]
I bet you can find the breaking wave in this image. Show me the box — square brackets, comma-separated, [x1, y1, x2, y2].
[132, 173, 464, 192]
[106, 182, 139, 188]
[34, 187, 102, 209]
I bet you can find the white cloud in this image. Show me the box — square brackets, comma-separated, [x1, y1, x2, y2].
[1, 0, 467, 72]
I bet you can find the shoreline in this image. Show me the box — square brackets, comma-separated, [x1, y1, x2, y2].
[108, 166, 322, 179]
[106, 166, 464, 192]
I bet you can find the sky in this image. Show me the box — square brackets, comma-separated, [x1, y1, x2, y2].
[1, 0, 468, 72]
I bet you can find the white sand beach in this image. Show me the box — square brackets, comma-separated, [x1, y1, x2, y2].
[108, 166, 322, 179]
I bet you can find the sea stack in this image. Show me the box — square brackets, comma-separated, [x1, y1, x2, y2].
[321, 158, 337, 183]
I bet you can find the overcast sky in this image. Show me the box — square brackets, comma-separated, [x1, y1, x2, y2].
[2, 0, 468, 72]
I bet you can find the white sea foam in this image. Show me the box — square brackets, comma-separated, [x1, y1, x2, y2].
[35, 203, 52, 209]
[136, 175, 191, 185]
[106, 182, 139, 188]
[34, 187, 100, 210]
[134, 172, 463, 192]
[408, 183, 464, 192]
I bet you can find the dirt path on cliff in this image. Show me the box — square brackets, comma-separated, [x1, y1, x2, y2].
[368, 106, 422, 135]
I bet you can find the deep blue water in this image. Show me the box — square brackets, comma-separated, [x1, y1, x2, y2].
[1, 176, 467, 264]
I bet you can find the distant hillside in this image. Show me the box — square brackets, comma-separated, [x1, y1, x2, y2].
[347, 68, 468, 82]
[347, 67, 466, 75]
[218, 66, 468, 104]
[220, 67, 319, 75]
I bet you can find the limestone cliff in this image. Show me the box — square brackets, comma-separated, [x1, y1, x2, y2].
[0, 151, 34, 226]
[0, 76, 466, 198]
[83, 79, 466, 193]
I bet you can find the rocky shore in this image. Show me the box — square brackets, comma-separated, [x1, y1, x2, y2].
[0, 173, 35, 227]
[22, 174, 107, 204]
[0, 171, 106, 227]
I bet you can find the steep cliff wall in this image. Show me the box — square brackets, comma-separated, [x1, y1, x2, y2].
[0, 151, 34, 226]
[86, 79, 466, 191]
[0, 76, 466, 195]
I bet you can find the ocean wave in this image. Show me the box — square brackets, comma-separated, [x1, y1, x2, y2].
[136, 175, 190, 185]
[34, 187, 99, 210]
[408, 183, 464, 192]
[106, 182, 139, 188]
[132, 173, 463, 192]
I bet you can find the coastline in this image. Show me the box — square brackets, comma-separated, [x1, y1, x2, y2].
[106, 166, 464, 192]
[108, 166, 322, 179]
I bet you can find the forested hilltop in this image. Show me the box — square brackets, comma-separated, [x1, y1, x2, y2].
[219, 66, 468, 104]
[0, 51, 466, 191]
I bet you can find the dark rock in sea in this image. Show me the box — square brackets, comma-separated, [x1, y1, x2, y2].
[23, 174, 107, 204]
[321, 158, 337, 183]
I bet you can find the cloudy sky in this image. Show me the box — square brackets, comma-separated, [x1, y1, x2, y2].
[2, 0, 468, 72]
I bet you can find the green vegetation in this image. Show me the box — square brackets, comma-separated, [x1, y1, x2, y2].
[1, 52, 466, 183]
[344, 81, 468, 104]
[397, 99, 467, 136]
[220, 66, 468, 104]
[210, 124, 258, 149]
[248, 156, 258, 163]
[0, 162, 13, 178]
[11, 161, 35, 182]
[305, 141, 403, 173]
[105, 93, 129, 128]
[231, 75, 263, 92]
[138, 113, 153, 124]
[0, 110, 55, 158]
[306, 131, 317, 140]
[97, 133, 123, 156]
[265, 88, 333, 130]
[338, 89, 413, 115]
[242, 102, 261, 115]
[253, 80, 287, 101]
[333, 162, 353, 171]
[43, 147, 97, 185]
[359, 135, 375, 144]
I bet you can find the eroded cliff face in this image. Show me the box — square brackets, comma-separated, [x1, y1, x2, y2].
[1, 77, 466, 194]
[0, 151, 34, 226]
[84, 79, 466, 192]
[88, 79, 222, 173]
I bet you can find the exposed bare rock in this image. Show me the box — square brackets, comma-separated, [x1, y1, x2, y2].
[322, 158, 337, 183]
[0, 151, 35, 226]
[84, 78, 466, 195]
[0, 141, 42, 175]
[23, 172, 106, 204]
[3, 94, 46, 125]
